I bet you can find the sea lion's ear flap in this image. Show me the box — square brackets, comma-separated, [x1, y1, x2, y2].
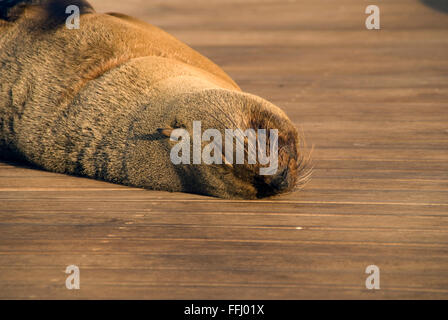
[157, 128, 174, 138]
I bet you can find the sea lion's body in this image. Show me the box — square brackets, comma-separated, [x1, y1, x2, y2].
[0, 0, 310, 199]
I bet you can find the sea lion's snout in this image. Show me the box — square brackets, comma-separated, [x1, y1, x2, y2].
[238, 95, 311, 199]
[253, 153, 299, 198]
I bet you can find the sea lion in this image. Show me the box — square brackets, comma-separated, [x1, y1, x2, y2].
[0, 0, 311, 199]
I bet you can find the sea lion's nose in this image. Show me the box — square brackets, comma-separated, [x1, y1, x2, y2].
[269, 167, 291, 191]
[254, 165, 293, 198]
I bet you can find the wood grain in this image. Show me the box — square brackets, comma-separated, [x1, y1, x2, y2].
[0, 0, 447, 299]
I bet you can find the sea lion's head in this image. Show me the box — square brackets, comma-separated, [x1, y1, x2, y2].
[156, 88, 312, 199]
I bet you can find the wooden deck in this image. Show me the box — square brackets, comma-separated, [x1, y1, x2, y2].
[1, 0, 447, 299]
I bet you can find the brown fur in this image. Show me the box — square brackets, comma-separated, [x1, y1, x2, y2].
[0, 0, 311, 199]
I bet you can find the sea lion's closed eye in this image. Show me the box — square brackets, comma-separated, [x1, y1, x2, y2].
[157, 128, 174, 138]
